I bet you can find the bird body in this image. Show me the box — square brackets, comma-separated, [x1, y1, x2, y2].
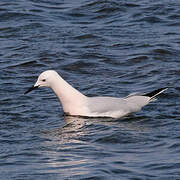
[25, 70, 167, 118]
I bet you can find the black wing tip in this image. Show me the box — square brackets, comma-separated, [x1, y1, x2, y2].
[144, 87, 168, 98]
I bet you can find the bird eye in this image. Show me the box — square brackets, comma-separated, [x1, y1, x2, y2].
[42, 79, 46, 82]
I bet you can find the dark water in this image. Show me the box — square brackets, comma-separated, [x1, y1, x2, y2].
[0, 0, 180, 179]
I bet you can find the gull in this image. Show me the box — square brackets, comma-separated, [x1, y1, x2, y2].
[25, 70, 167, 118]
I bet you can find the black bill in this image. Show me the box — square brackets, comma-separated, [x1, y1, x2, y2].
[24, 85, 39, 94]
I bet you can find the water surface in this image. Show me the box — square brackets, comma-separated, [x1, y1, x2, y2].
[0, 0, 180, 179]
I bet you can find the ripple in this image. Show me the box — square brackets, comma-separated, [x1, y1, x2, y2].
[0, 12, 44, 22]
[74, 33, 101, 40]
[62, 60, 96, 74]
[0, 0, 180, 179]
[126, 55, 149, 64]
[152, 48, 174, 55]
[139, 16, 164, 24]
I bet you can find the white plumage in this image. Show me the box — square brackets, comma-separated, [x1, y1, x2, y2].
[25, 70, 167, 118]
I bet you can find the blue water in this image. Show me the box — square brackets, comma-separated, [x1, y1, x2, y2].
[0, 0, 180, 179]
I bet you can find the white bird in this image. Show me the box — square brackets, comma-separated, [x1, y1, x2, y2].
[25, 70, 167, 118]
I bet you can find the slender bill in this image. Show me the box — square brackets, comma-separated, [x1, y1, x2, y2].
[24, 85, 39, 94]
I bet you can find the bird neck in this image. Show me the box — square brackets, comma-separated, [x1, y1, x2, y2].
[50, 75, 86, 113]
